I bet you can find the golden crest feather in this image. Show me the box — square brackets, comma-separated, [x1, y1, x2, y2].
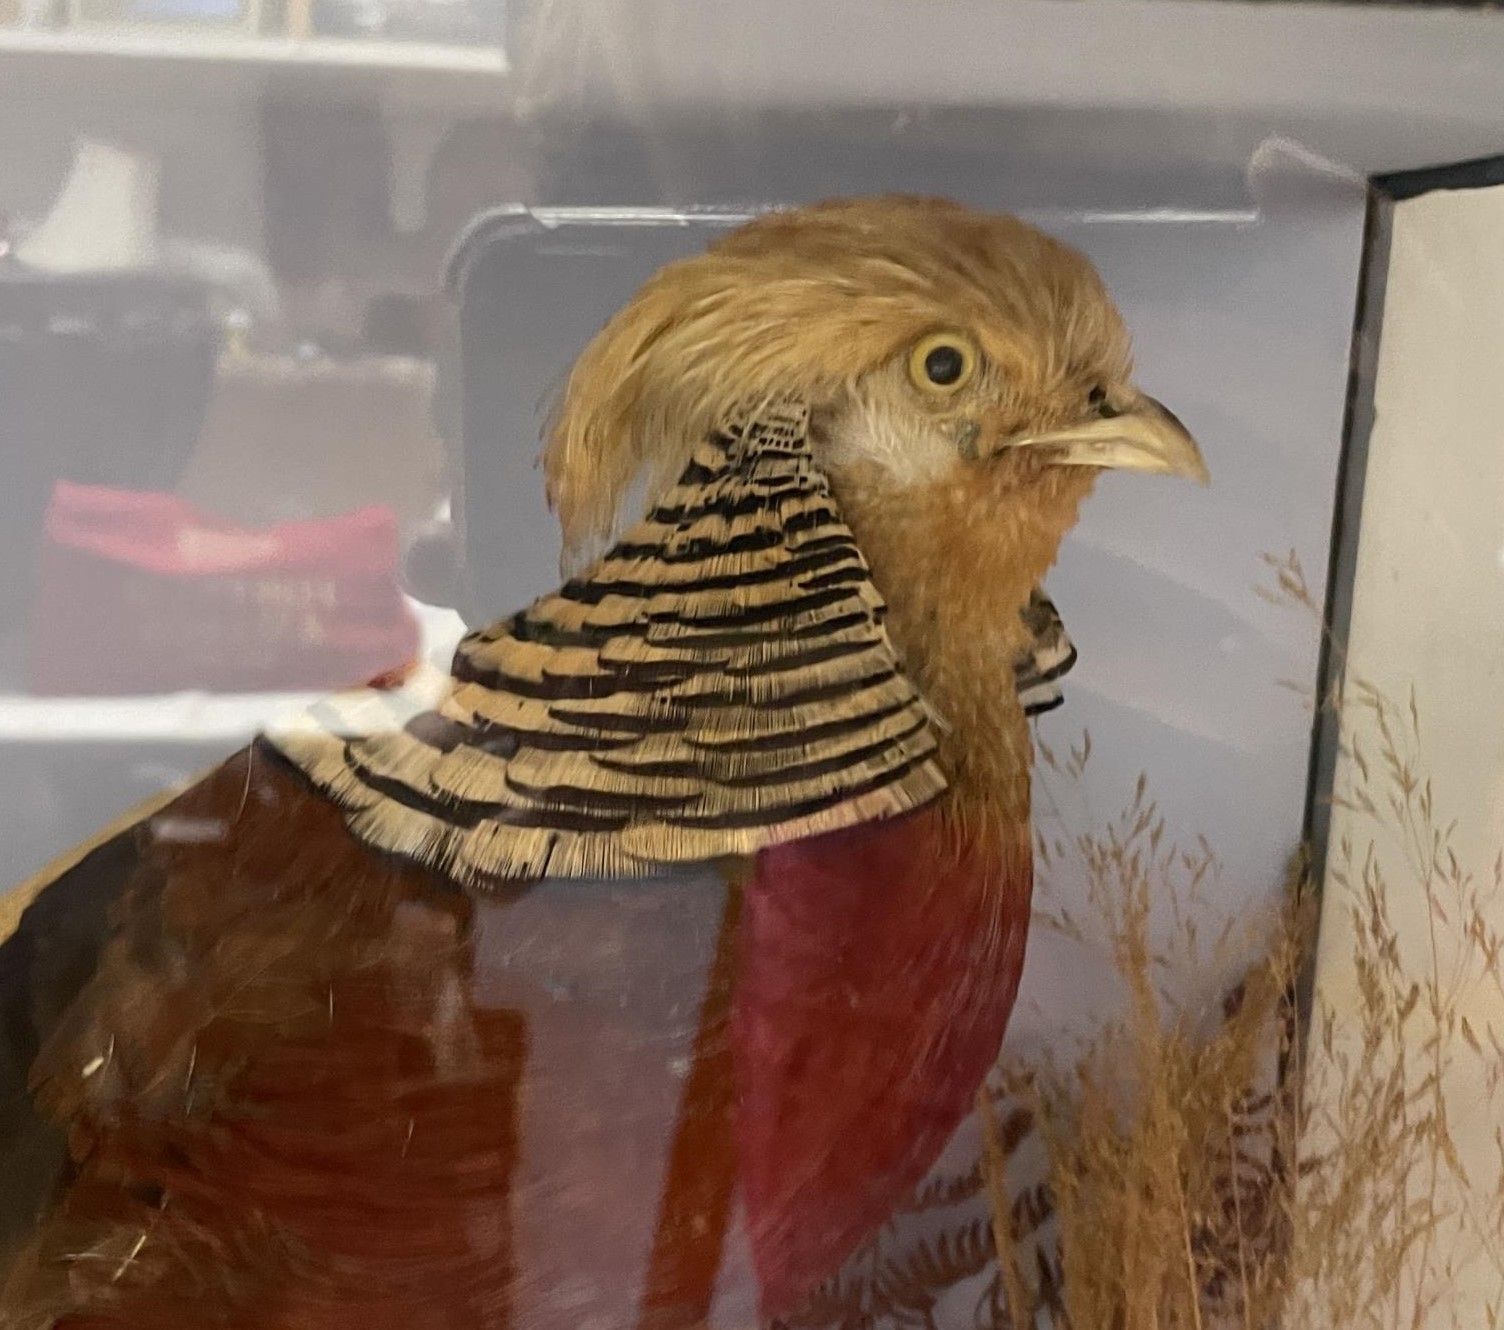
[543, 196, 1130, 561]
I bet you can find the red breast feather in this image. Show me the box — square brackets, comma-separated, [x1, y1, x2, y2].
[734, 804, 1031, 1316]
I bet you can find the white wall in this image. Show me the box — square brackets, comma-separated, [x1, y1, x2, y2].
[1313, 182, 1504, 1327]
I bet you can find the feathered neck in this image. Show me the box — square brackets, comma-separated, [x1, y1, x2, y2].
[828, 462, 1094, 829]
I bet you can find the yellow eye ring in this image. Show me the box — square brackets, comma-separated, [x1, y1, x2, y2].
[907, 333, 978, 395]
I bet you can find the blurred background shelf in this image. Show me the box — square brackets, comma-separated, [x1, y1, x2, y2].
[0, 598, 464, 884]
[0, 27, 506, 73]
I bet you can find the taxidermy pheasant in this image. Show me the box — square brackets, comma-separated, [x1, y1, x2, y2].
[0, 196, 1205, 1330]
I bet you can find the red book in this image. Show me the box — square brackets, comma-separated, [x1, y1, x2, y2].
[28, 483, 421, 696]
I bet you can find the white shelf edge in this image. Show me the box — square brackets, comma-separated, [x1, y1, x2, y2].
[0, 600, 467, 744]
[0, 26, 507, 74]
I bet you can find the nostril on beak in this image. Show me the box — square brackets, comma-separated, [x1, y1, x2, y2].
[1087, 386, 1121, 420]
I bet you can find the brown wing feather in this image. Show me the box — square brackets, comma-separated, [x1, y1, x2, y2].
[2, 752, 746, 1328]
[0, 751, 524, 1328]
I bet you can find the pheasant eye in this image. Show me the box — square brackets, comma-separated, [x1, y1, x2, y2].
[907, 333, 977, 395]
[924, 345, 964, 384]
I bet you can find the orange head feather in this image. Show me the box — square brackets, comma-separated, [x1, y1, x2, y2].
[546, 196, 1129, 548]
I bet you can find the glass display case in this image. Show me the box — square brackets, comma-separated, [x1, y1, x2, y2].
[1, 4, 1502, 1327]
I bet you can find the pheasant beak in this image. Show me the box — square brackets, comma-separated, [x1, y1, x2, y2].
[1008, 393, 1209, 484]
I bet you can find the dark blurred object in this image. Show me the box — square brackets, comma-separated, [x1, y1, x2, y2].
[262, 99, 392, 290]
[382, 0, 505, 44]
[174, 352, 446, 533]
[28, 484, 420, 696]
[307, 0, 505, 42]
[362, 292, 429, 358]
[400, 507, 463, 609]
[308, 0, 385, 36]
[0, 264, 219, 677]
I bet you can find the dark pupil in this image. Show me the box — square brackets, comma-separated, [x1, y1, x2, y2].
[924, 345, 965, 386]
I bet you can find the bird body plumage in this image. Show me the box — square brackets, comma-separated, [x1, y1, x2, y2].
[0, 194, 1205, 1329]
